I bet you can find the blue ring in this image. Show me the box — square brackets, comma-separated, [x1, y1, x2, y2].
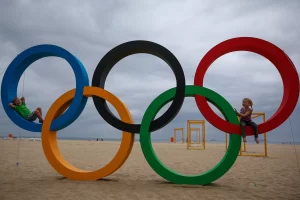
[1, 44, 89, 132]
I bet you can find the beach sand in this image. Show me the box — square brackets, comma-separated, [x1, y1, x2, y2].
[0, 139, 299, 200]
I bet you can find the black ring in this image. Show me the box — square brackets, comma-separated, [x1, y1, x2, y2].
[92, 40, 186, 133]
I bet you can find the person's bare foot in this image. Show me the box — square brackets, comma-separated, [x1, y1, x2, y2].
[243, 137, 247, 143]
[255, 137, 259, 144]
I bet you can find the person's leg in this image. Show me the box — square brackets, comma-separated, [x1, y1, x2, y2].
[240, 120, 247, 142]
[246, 121, 259, 144]
[33, 109, 44, 123]
[26, 112, 38, 122]
[36, 107, 42, 116]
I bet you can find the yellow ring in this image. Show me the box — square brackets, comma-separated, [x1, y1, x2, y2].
[41, 86, 135, 180]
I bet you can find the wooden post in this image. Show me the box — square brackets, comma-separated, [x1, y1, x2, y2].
[190, 128, 200, 144]
[174, 128, 184, 143]
[187, 120, 206, 150]
[263, 113, 267, 157]
[240, 112, 268, 157]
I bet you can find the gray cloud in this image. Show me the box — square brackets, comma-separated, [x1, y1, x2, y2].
[0, 0, 299, 143]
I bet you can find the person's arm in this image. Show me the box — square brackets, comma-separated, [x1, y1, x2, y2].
[21, 97, 25, 103]
[8, 103, 15, 109]
[234, 108, 240, 116]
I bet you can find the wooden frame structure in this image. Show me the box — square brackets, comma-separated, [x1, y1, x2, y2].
[225, 112, 268, 157]
[187, 120, 206, 150]
[190, 128, 201, 144]
[173, 128, 184, 143]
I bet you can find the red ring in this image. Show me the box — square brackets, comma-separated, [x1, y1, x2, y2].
[194, 37, 299, 136]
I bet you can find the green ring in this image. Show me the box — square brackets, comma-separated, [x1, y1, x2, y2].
[140, 85, 241, 185]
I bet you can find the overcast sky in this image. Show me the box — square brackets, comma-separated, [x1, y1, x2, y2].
[0, 0, 299, 143]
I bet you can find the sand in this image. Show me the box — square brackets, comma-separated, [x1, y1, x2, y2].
[0, 139, 299, 200]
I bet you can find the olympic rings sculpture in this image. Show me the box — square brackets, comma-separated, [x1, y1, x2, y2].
[1, 37, 299, 185]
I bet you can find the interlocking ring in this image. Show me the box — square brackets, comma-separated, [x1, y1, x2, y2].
[140, 85, 241, 185]
[1, 37, 299, 185]
[42, 87, 134, 180]
[92, 40, 186, 133]
[1, 44, 89, 132]
[194, 37, 299, 136]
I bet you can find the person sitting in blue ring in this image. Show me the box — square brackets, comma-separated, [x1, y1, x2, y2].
[8, 96, 44, 123]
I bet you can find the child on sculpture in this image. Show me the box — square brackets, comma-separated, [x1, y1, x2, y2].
[9, 97, 44, 123]
[235, 98, 259, 144]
